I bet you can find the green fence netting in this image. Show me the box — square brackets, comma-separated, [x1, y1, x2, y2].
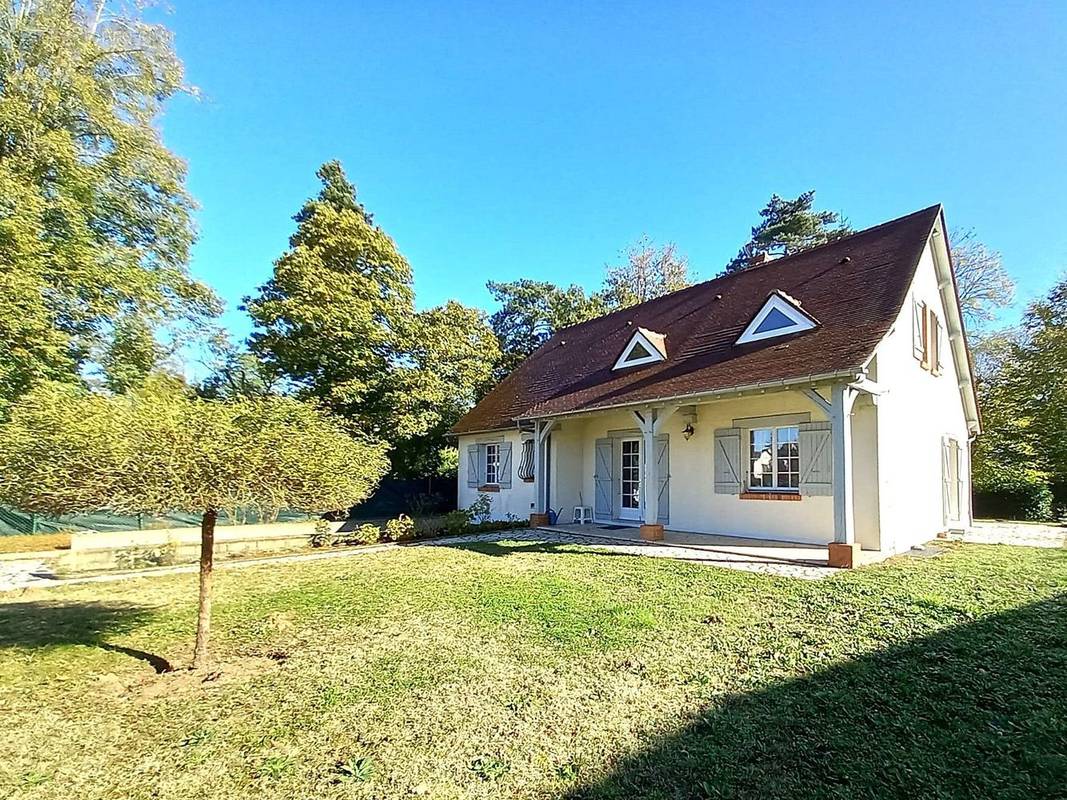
[0, 506, 315, 535]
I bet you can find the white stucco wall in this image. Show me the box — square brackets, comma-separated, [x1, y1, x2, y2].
[456, 429, 535, 521]
[872, 240, 973, 552]
[574, 391, 836, 544]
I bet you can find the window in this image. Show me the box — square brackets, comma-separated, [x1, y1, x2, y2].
[749, 426, 799, 491]
[613, 328, 667, 370]
[484, 443, 500, 485]
[735, 291, 818, 345]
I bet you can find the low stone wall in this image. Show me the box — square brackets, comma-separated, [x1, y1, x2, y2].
[57, 520, 353, 573]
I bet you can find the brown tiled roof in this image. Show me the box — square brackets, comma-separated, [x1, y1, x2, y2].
[453, 205, 942, 434]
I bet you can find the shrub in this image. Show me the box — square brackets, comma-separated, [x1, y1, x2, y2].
[349, 523, 382, 545]
[384, 514, 415, 542]
[974, 484, 1054, 521]
[973, 460, 1055, 521]
[442, 509, 473, 535]
[468, 493, 492, 524]
[309, 518, 333, 548]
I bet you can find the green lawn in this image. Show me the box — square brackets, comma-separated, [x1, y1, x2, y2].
[0, 539, 1064, 799]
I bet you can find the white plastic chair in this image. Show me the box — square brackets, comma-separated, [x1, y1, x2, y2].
[572, 506, 593, 525]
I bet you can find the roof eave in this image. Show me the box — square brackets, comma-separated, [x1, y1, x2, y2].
[514, 367, 865, 422]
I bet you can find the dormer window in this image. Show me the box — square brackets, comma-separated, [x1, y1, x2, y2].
[613, 327, 667, 370]
[735, 291, 818, 345]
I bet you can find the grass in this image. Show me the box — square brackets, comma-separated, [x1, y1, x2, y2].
[0, 538, 1063, 799]
[0, 533, 71, 555]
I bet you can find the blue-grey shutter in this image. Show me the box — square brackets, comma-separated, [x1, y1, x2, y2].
[466, 445, 479, 487]
[714, 428, 742, 494]
[656, 434, 669, 524]
[594, 438, 613, 518]
[798, 422, 832, 496]
[497, 442, 513, 489]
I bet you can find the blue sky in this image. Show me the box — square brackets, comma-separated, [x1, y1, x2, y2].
[159, 1, 1067, 344]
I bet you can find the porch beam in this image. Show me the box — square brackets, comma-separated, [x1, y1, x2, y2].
[803, 388, 832, 418]
[848, 377, 885, 396]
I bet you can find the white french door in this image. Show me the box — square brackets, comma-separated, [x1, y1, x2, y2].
[619, 438, 642, 520]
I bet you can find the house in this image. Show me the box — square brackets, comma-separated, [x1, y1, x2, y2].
[452, 206, 979, 567]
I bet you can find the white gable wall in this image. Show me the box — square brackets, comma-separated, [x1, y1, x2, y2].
[872, 239, 973, 552]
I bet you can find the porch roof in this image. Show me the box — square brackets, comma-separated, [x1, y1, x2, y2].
[454, 205, 942, 435]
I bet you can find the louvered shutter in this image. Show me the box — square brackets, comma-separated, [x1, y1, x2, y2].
[497, 442, 513, 489]
[714, 428, 742, 494]
[656, 434, 670, 524]
[798, 422, 833, 496]
[594, 438, 613, 518]
[466, 445, 479, 487]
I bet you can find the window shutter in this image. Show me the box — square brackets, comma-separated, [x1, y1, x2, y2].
[477, 443, 488, 486]
[912, 299, 925, 361]
[956, 441, 966, 521]
[714, 428, 742, 494]
[941, 437, 951, 521]
[594, 438, 614, 518]
[656, 434, 670, 524]
[497, 442, 513, 489]
[466, 445, 479, 488]
[933, 315, 944, 375]
[798, 421, 833, 496]
[920, 302, 930, 368]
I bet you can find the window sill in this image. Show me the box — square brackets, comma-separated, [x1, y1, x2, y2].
[520, 477, 534, 483]
[740, 491, 801, 501]
[477, 485, 500, 493]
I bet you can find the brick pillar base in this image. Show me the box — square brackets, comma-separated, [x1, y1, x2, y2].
[827, 541, 861, 569]
[639, 524, 664, 541]
[529, 513, 550, 527]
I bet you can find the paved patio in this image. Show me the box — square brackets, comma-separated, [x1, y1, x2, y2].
[436, 527, 842, 579]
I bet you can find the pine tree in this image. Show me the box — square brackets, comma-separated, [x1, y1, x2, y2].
[724, 191, 852, 273]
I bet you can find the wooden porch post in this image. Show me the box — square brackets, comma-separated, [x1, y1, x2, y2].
[829, 383, 859, 567]
[632, 406, 677, 541]
[530, 419, 555, 526]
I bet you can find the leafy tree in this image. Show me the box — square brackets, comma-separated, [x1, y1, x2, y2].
[245, 161, 418, 440]
[0, 379, 389, 668]
[724, 191, 852, 273]
[970, 331, 1051, 518]
[1016, 277, 1067, 492]
[99, 315, 162, 394]
[601, 237, 692, 309]
[390, 301, 500, 477]
[949, 229, 1015, 330]
[0, 0, 219, 412]
[247, 163, 500, 471]
[198, 339, 279, 400]
[487, 280, 606, 373]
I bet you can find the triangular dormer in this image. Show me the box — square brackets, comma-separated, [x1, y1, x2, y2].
[613, 327, 666, 370]
[735, 290, 818, 345]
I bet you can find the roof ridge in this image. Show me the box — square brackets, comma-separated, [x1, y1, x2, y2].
[732, 203, 943, 275]
[548, 204, 942, 340]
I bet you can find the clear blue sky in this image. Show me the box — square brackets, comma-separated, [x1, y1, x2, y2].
[159, 1, 1067, 344]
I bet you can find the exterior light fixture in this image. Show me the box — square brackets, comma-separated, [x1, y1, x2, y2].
[682, 423, 695, 440]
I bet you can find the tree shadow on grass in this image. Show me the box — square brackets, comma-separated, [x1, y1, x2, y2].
[565, 595, 1067, 799]
[0, 601, 173, 673]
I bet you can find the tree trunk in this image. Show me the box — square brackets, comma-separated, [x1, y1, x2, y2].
[192, 508, 217, 670]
